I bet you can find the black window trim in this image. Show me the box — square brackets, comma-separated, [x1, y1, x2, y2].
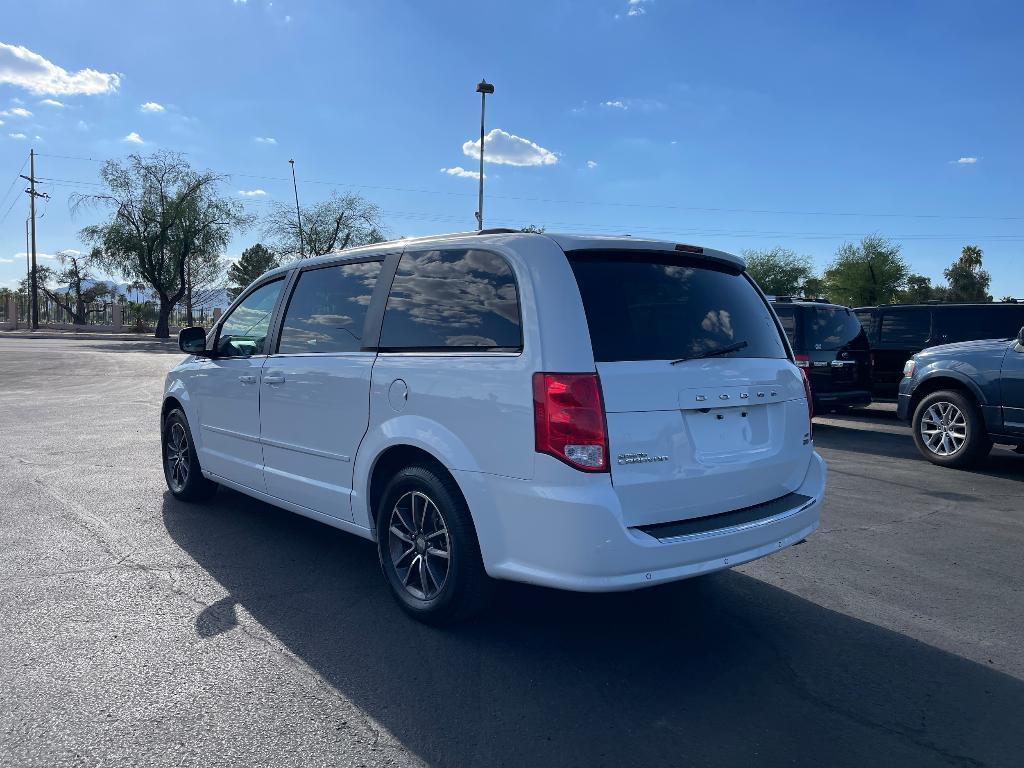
[212, 272, 291, 359]
[269, 253, 392, 357]
[374, 246, 525, 355]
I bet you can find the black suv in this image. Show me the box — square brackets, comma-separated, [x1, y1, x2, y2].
[771, 298, 872, 412]
[855, 302, 1024, 399]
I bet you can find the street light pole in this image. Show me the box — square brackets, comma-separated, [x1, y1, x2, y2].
[289, 159, 305, 258]
[475, 79, 494, 230]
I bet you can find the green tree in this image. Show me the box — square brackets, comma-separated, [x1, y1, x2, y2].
[801, 276, 828, 300]
[520, 224, 546, 233]
[943, 244, 992, 302]
[823, 235, 908, 306]
[37, 249, 112, 324]
[75, 151, 249, 337]
[227, 243, 279, 301]
[901, 273, 948, 304]
[741, 247, 815, 296]
[263, 192, 386, 260]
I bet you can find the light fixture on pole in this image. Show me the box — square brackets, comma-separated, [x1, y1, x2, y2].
[474, 79, 494, 230]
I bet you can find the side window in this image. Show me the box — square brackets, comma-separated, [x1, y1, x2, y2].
[879, 310, 931, 346]
[216, 279, 284, 357]
[379, 249, 522, 350]
[854, 310, 876, 340]
[277, 261, 383, 354]
[937, 307, 1024, 343]
[773, 306, 799, 348]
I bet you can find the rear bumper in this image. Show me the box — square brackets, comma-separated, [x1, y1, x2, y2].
[455, 452, 826, 593]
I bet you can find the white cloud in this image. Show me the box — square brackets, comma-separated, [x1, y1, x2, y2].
[254, 136, 277, 144]
[601, 100, 627, 110]
[8, 132, 26, 139]
[956, 156, 978, 165]
[1, 107, 33, 117]
[122, 131, 144, 144]
[140, 101, 165, 113]
[462, 128, 558, 167]
[627, 0, 650, 16]
[0, 43, 121, 96]
[440, 166, 483, 180]
[39, 98, 64, 108]
[76, 119, 88, 131]
[238, 189, 266, 197]
[0, 257, 14, 263]
[13, 251, 57, 260]
[586, 160, 598, 169]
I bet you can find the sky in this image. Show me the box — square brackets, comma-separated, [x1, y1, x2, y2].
[1, 0, 1022, 298]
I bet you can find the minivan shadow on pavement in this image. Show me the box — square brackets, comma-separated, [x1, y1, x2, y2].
[162, 489, 1024, 768]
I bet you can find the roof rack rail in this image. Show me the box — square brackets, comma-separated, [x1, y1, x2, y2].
[474, 228, 521, 235]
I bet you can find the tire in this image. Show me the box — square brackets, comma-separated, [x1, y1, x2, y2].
[911, 390, 992, 468]
[162, 408, 218, 501]
[375, 463, 493, 625]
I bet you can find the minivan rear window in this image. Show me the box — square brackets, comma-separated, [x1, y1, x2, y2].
[805, 307, 868, 351]
[568, 252, 788, 363]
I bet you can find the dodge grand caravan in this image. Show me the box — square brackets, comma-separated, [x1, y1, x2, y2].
[163, 232, 826, 624]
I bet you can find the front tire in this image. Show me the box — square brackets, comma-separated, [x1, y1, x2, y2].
[162, 408, 218, 501]
[911, 390, 991, 468]
[376, 463, 492, 625]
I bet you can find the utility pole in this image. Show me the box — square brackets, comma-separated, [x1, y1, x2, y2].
[475, 79, 494, 230]
[20, 149, 49, 330]
[289, 159, 305, 258]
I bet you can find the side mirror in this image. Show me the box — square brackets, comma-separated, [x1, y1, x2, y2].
[179, 326, 209, 355]
[1018, 326, 1024, 347]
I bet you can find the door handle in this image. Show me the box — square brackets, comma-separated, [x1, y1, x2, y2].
[238, 375, 257, 384]
[263, 374, 286, 385]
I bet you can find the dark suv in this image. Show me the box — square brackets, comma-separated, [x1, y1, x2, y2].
[898, 326, 1024, 467]
[771, 298, 872, 412]
[855, 302, 1024, 399]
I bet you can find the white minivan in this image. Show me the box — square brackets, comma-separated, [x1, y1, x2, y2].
[163, 231, 826, 623]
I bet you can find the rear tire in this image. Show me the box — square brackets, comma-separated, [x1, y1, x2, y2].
[911, 390, 991, 468]
[162, 409, 218, 501]
[375, 463, 493, 625]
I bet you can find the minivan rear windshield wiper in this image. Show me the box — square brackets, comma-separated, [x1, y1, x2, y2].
[670, 340, 749, 365]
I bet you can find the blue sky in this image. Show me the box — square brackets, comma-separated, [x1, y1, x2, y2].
[1, 0, 1022, 298]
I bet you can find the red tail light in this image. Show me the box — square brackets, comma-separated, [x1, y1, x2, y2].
[533, 373, 609, 472]
[800, 367, 814, 440]
[794, 353, 810, 368]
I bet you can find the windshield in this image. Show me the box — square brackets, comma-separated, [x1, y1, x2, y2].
[567, 251, 788, 363]
[806, 307, 868, 351]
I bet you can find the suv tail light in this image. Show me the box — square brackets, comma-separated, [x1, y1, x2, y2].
[800, 367, 814, 440]
[533, 373, 609, 472]
[794, 353, 810, 368]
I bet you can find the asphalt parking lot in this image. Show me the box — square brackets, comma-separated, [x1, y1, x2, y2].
[1, 335, 1022, 768]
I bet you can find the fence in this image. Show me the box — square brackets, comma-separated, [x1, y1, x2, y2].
[1, 294, 222, 333]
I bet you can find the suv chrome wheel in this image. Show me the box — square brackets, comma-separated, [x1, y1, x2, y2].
[387, 491, 451, 600]
[919, 401, 967, 457]
[165, 421, 191, 492]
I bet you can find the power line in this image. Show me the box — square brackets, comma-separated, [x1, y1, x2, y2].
[0, 157, 31, 225]
[33, 152, 1024, 223]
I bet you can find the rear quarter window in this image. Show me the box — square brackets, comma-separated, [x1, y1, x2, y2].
[379, 248, 522, 351]
[772, 305, 799, 347]
[568, 252, 788, 363]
